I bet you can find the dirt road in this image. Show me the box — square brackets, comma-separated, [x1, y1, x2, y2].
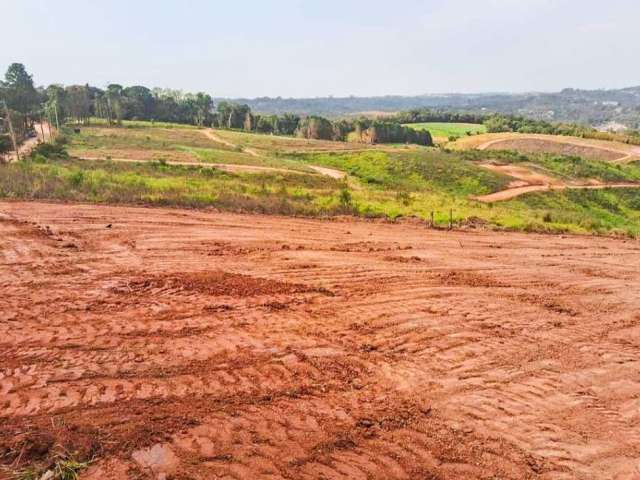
[475, 133, 640, 162]
[203, 129, 262, 158]
[77, 155, 303, 175]
[475, 182, 640, 202]
[4, 123, 53, 162]
[1, 202, 640, 479]
[473, 163, 640, 202]
[203, 129, 346, 179]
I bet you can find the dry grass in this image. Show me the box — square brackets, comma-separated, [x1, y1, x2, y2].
[211, 129, 414, 155]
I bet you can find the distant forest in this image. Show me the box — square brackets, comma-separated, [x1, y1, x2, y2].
[228, 86, 640, 129]
[0, 63, 433, 154]
[3, 63, 640, 158]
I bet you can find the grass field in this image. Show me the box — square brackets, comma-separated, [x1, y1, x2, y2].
[404, 122, 487, 140]
[3, 120, 640, 236]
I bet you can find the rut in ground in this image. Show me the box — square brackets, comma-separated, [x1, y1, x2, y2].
[1, 202, 639, 480]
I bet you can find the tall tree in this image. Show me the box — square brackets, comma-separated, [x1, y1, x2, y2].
[2, 63, 39, 131]
[65, 85, 92, 124]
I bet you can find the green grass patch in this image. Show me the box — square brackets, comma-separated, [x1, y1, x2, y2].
[462, 149, 640, 183]
[404, 122, 487, 139]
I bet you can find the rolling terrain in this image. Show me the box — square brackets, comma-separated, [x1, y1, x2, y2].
[228, 86, 640, 127]
[2, 121, 640, 235]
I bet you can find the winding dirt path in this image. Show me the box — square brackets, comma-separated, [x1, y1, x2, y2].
[77, 155, 304, 175]
[203, 129, 346, 179]
[2, 202, 640, 479]
[203, 129, 261, 157]
[475, 182, 640, 202]
[477, 134, 638, 163]
[5, 123, 53, 162]
[307, 164, 347, 179]
[473, 163, 640, 202]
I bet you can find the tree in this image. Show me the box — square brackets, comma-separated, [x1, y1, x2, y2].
[296, 116, 333, 140]
[65, 85, 92, 124]
[44, 84, 67, 128]
[277, 113, 300, 135]
[123, 86, 155, 120]
[2, 63, 39, 131]
[106, 84, 125, 124]
[193, 92, 213, 126]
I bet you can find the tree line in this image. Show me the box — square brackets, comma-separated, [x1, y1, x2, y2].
[1, 63, 433, 155]
[482, 114, 640, 146]
[391, 108, 487, 125]
[392, 107, 640, 146]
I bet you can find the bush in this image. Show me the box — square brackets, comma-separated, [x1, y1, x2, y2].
[29, 141, 68, 160]
[0, 134, 12, 154]
[339, 187, 352, 207]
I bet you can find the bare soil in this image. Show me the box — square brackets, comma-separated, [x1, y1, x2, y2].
[478, 137, 630, 162]
[1, 202, 640, 479]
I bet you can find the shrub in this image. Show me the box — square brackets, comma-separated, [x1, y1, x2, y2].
[30, 141, 68, 160]
[339, 188, 352, 207]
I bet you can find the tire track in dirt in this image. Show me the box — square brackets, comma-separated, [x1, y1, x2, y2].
[2, 202, 640, 479]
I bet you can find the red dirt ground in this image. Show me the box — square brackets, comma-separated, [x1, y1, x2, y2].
[1, 202, 640, 480]
[483, 138, 626, 162]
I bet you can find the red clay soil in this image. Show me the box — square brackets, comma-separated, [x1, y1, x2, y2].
[1, 202, 640, 479]
[482, 138, 627, 162]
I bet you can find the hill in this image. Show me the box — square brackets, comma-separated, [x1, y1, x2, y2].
[226, 86, 640, 128]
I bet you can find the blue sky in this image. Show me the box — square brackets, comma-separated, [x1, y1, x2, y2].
[3, 0, 638, 97]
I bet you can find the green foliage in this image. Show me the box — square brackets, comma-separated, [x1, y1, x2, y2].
[339, 187, 352, 206]
[363, 121, 433, 146]
[479, 113, 640, 145]
[1, 63, 39, 115]
[0, 134, 12, 154]
[29, 138, 68, 160]
[296, 116, 334, 140]
[393, 109, 487, 125]
[462, 149, 640, 183]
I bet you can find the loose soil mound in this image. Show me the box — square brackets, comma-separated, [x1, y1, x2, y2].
[2, 202, 640, 479]
[115, 271, 314, 297]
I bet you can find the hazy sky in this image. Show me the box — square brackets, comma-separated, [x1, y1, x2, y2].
[3, 0, 638, 97]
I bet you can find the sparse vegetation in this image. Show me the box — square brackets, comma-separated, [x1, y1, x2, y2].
[10, 451, 90, 480]
[1, 121, 639, 236]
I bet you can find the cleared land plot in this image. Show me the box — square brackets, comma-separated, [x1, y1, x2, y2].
[66, 126, 314, 172]
[404, 122, 487, 141]
[2, 202, 640, 479]
[452, 132, 640, 163]
[484, 138, 626, 161]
